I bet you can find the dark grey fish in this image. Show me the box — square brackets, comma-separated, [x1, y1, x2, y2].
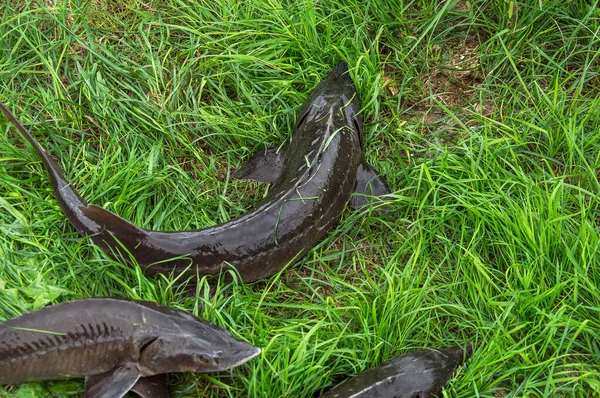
[0, 298, 261, 398]
[0, 62, 390, 283]
[319, 345, 472, 398]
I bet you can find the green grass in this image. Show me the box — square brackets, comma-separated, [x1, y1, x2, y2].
[1, 0, 599, 396]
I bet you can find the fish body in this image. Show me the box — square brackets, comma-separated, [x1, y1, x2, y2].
[0, 62, 390, 283]
[0, 298, 260, 398]
[319, 345, 472, 398]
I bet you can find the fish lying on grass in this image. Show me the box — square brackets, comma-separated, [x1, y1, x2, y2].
[0, 298, 261, 398]
[319, 345, 472, 398]
[0, 62, 390, 283]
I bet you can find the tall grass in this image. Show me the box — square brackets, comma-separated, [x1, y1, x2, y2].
[1, 0, 599, 396]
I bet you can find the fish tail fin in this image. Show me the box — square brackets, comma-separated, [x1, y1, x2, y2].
[0, 103, 55, 168]
[0, 101, 94, 236]
[0, 102, 74, 190]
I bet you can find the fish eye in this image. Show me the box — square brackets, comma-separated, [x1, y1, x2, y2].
[199, 355, 210, 363]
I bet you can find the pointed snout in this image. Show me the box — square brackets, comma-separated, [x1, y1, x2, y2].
[219, 343, 261, 370]
[331, 61, 349, 75]
[233, 345, 261, 366]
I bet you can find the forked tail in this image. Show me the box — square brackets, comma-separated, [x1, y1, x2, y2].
[0, 103, 66, 182]
[0, 101, 149, 261]
[0, 102, 82, 197]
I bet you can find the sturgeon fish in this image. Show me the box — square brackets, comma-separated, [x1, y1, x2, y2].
[319, 345, 472, 398]
[0, 298, 261, 398]
[0, 62, 390, 283]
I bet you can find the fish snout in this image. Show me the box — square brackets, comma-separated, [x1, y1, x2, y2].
[331, 61, 349, 75]
[219, 345, 261, 370]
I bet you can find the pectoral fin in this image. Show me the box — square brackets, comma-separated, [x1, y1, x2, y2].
[130, 374, 169, 398]
[233, 146, 285, 184]
[83, 364, 140, 398]
[350, 161, 391, 210]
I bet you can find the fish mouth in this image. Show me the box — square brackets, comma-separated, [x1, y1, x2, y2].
[464, 343, 473, 359]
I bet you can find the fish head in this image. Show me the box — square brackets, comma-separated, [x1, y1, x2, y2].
[295, 61, 364, 146]
[137, 322, 261, 375]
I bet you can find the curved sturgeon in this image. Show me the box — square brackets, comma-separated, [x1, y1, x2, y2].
[0, 298, 261, 398]
[319, 345, 472, 398]
[0, 62, 390, 283]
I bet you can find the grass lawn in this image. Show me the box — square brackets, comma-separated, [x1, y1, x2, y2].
[1, 0, 599, 396]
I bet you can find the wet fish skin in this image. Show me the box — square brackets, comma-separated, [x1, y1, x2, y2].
[319, 345, 472, 398]
[0, 298, 260, 398]
[0, 62, 391, 283]
[79, 62, 391, 282]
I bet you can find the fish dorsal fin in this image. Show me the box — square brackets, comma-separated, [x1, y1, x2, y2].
[83, 363, 140, 398]
[350, 161, 392, 210]
[134, 300, 199, 322]
[130, 374, 169, 398]
[233, 146, 285, 184]
[80, 204, 146, 237]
